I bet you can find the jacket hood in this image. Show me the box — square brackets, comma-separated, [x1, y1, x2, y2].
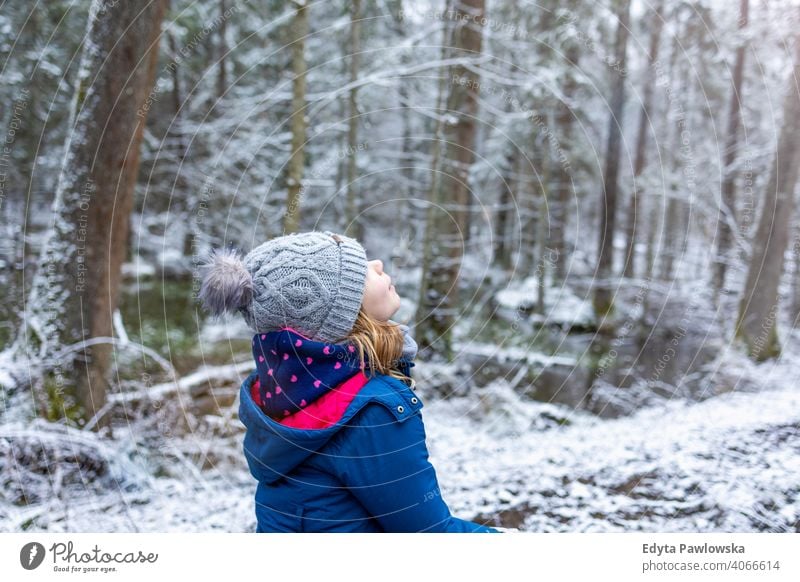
[238, 369, 341, 485]
[238, 369, 420, 486]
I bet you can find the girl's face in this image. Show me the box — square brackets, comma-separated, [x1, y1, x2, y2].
[361, 259, 401, 321]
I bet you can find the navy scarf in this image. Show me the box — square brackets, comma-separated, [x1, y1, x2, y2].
[252, 328, 367, 419]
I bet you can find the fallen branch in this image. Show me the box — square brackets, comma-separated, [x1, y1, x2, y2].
[1, 336, 177, 394]
[46, 336, 175, 377]
[108, 360, 253, 405]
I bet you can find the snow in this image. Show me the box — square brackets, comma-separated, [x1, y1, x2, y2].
[2, 342, 798, 532]
[427, 348, 800, 532]
[112, 310, 130, 344]
[121, 258, 156, 279]
[157, 248, 191, 277]
[0, 348, 20, 391]
[458, 342, 577, 367]
[1, 0, 798, 536]
[495, 276, 596, 328]
[198, 316, 252, 344]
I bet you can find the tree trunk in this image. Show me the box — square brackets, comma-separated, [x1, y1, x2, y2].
[660, 37, 698, 284]
[415, 0, 452, 355]
[792, 226, 800, 324]
[645, 4, 682, 284]
[552, 41, 579, 284]
[712, 0, 749, 299]
[623, 0, 664, 279]
[415, 0, 484, 359]
[735, 40, 800, 361]
[593, 0, 631, 320]
[659, 191, 681, 281]
[518, 119, 542, 276]
[387, 6, 417, 234]
[166, 31, 195, 259]
[345, 0, 364, 242]
[19, 0, 167, 427]
[217, 0, 228, 100]
[283, 0, 308, 235]
[535, 141, 552, 316]
[493, 148, 517, 272]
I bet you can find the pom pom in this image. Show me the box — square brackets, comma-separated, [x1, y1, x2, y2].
[198, 247, 254, 316]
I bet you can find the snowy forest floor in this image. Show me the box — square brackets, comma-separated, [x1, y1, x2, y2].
[1, 339, 799, 533]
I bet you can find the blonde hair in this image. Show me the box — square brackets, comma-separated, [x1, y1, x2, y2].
[345, 308, 413, 385]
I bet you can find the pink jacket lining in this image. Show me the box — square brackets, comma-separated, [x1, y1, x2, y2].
[252, 370, 370, 430]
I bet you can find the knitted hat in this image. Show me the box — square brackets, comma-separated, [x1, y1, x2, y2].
[199, 230, 368, 343]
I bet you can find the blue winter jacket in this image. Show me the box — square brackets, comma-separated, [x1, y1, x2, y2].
[238, 334, 498, 533]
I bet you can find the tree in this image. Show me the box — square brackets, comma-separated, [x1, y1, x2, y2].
[415, 0, 453, 350]
[217, 0, 229, 101]
[492, 146, 518, 272]
[711, 0, 749, 299]
[415, 0, 485, 358]
[283, 0, 309, 235]
[164, 29, 194, 258]
[735, 39, 800, 361]
[6, 0, 168, 427]
[345, 0, 364, 241]
[551, 0, 582, 284]
[593, 0, 631, 320]
[623, 0, 664, 279]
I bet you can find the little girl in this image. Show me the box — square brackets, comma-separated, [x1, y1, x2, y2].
[200, 230, 498, 533]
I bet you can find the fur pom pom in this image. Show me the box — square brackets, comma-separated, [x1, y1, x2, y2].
[198, 247, 254, 316]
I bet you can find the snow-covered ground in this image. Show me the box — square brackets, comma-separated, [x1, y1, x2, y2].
[430, 365, 800, 532]
[1, 341, 798, 533]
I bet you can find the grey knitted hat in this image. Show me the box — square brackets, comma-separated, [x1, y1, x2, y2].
[199, 230, 368, 343]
